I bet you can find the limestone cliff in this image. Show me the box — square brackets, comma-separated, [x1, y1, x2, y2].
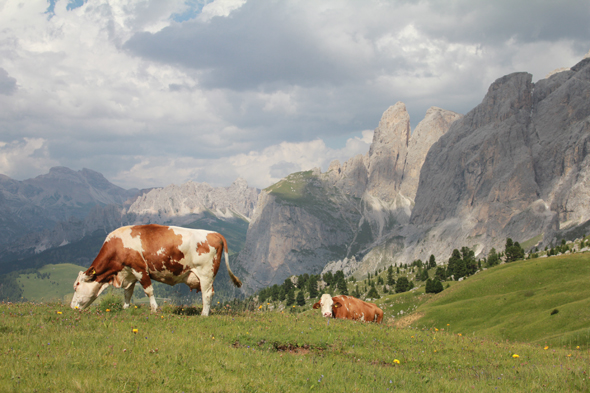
[238, 104, 462, 290]
[356, 57, 590, 274]
[126, 178, 259, 224]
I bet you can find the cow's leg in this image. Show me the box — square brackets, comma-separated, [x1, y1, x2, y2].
[123, 282, 136, 309]
[143, 285, 158, 312]
[201, 281, 214, 316]
[136, 272, 158, 313]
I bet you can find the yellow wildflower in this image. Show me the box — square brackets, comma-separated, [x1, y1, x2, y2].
[567, 354, 572, 357]
[512, 354, 519, 358]
[132, 329, 138, 334]
[577, 346, 580, 349]
[161, 315, 164, 319]
[544, 346, 549, 350]
[435, 328, 438, 331]
[393, 359, 400, 364]
[458, 333, 462, 337]
[57, 311, 62, 315]
[106, 309, 110, 312]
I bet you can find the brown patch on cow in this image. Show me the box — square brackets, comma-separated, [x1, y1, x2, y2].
[330, 295, 383, 323]
[131, 225, 187, 277]
[196, 240, 211, 255]
[389, 312, 424, 328]
[86, 236, 148, 288]
[205, 233, 224, 276]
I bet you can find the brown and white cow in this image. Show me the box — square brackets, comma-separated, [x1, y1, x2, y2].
[313, 294, 383, 323]
[70, 224, 241, 315]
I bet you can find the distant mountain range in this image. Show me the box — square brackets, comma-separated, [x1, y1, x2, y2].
[237, 57, 590, 292]
[0, 169, 259, 273]
[2, 57, 589, 299]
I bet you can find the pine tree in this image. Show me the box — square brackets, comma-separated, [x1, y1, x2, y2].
[395, 277, 410, 293]
[487, 247, 499, 267]
[429, 254, 436, 269]
[352, 285, 361, 298]
[435, 266, 446, 281]
[283, 278, 294, 293]
[387, 266, 395, 286]
[286, 289, 295, 306]
[308, 276, 318, 299]
[447, 249, 461, 278]
[505, 238, 525, 262]
[296, 290, 305, 306]
[433, 279, 444, 294]
[425, 278, 433, 293]
[367, 284, 380, 299]
[337, 276, 349, 295]
[383, 284, 388, 293]
[279, 287, 286, 301]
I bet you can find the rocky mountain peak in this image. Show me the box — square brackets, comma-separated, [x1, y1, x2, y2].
[366, 102, 410, 200]
[400, 107, 463, 200]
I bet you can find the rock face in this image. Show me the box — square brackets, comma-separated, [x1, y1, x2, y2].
[400, 107, 463, 200]
[236, 170, 364, 291]
[237, 104, 462, 291]
[126, 178, 259, 224]
[393, 57, 590, 268]
[366, 102, 410, 201]
[239, 57, 590, 289]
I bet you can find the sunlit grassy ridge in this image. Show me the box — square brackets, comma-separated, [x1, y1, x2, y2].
[16, 263, 81, 303]
[415, 253, 590, 347]
[1, 302, 589, 392]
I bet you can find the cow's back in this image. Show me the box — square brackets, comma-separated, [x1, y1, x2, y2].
[333, 295, 383, 323]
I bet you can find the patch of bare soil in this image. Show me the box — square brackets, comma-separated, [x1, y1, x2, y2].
[388, 312, 424, 328]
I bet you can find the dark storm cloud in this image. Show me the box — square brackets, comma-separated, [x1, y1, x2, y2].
[0, 68, 17, 95]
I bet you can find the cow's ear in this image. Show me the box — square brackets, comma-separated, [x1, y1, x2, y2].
[83, 267, 98, 281]
[333, 301, 342, 308]
[312, 302, 321, 309]
[97, 282, 110, 297]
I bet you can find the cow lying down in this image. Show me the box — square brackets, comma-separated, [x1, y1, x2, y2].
[313, 294, 383, 323]
[70, 224, 242, 316]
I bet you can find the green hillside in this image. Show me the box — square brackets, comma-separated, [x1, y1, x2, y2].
[16, 263, 81, 303]
[414, 252, 590, 347]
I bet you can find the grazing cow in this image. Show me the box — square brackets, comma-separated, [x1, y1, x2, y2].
[70, 224, 242, 315]
[313, 294, 383, 323]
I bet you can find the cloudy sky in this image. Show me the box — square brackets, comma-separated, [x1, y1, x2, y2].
[0, 0, 588, 189]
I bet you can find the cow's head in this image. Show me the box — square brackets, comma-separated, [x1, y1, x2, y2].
[70, 270, 109, 310]
[313, 294, 342, 318]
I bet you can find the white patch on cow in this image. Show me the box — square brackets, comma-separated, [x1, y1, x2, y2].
[70, 271, 109, 310]
[319, 294, 334, 318]
[156, 247, 166, 256]
[106, 226, 144, 253]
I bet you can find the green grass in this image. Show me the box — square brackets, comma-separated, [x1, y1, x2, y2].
[521, 233, 543, 251]
[415, 253, 590, 347]
[1, 302, 589, 392]
[17, 264, 82, 303]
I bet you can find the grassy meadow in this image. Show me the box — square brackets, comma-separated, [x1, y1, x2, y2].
[1, 301, 589, 392]
[2, 251, 590, 391]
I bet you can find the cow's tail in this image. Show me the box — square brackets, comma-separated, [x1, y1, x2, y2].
[221, 235, 242, 288]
